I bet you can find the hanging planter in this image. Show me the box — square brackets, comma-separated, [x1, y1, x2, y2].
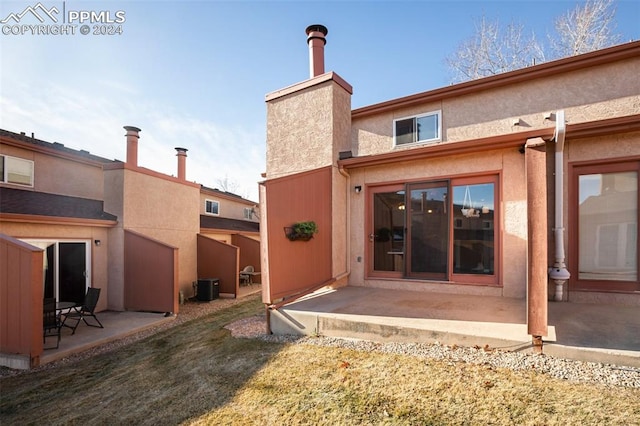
[284, 221, 318, 241]
[461, 186, 480, 218]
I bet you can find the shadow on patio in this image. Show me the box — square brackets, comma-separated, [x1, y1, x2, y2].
[270, 286, 640, 368]
[41, 284, 264, 366]
[41, 310, 172, 365]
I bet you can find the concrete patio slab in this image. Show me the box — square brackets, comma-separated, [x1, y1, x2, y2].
[40, 310, 172, 365]
[38, 285, 263, 367]
[270, 286, 640, 367]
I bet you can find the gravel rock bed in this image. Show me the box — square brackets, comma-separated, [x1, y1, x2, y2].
[255, 332, 640, 388]
[221, 315, 640, 389]
[227, 316, 640, 389]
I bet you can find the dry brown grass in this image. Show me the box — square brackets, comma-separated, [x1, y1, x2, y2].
[191, 344, 640, 426]
[1, 295, 639, 425]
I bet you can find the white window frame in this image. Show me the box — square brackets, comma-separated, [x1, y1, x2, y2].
[20, 239, 91, 301]
[205, 199, 220, 216]
[393, 110, 441, 147]
[1, 154, 34, 187]
[243, 207, 253, 220]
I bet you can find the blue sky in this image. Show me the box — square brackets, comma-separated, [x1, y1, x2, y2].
[1, 0, 639, 201]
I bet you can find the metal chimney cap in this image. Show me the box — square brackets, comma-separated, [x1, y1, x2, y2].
[305, 24, 328, 36]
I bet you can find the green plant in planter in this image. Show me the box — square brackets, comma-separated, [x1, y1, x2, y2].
[286, 221, 318, 241]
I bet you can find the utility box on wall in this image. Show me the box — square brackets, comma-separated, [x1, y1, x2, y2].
[197, 278, 219, 301]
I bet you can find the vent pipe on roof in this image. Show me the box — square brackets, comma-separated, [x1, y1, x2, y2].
[124, 126, 141, 167]
[306, 24, 328, 78]
[175, 147, 188, 180]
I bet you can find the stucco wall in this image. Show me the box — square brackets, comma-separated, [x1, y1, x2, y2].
[199, 191, 259, 222]
[566, 131, 640, 163]
[352, 58, 640, 157]
[331, 83, 352, 279]
[267, 79, 351, 179]
[342, 54, 639, 302]
[347, 148, 527, 298]
[104, 168, 125, 309]
[103, 167, 200, 307]
[0, 143, 105, 200]
[123, 170, 200, 299]
[264, 74, 353, 302]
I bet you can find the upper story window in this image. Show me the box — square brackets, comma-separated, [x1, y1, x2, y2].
[1, 155, 34, 187]
[205, 199, 219, 215]
[393, 111, 441, 147]
[244, 207, 253, 220]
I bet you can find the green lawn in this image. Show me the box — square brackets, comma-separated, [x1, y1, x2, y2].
[1, 295, 638, 425]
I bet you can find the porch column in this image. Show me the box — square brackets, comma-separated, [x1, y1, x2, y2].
[525, 138, 548, 350]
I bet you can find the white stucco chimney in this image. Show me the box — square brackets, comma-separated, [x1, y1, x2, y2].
[124, 125, 141, 167]
[175, 147, 188, 180]
[306, 24, 328, 78]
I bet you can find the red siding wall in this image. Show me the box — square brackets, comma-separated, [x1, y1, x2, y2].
[0, 234, 43, 368]
[233, 234, 261, 284]
[124, 230, 179, 314]
[264, 167, 332, 302]
[197, 235, 239, 296]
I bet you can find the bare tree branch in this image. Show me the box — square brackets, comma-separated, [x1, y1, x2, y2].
[216, 175, 240, 194]
[447, 0, 621, 84]
[550, 0, 620, 58]
[446, 16, 545, 83]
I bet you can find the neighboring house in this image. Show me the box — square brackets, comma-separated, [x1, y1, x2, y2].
[200, 185, 260, 241]
[198, 185, 261, 299]
[260, 26, 639, 347]
[0, 127, 260, 368]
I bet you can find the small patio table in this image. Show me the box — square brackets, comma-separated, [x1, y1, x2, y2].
[56, 301, 78, 328]
[56, 301, 77, 312]
[239, 271, 261, 285]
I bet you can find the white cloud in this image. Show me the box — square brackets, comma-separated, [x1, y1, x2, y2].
[0, 80, 265, 201]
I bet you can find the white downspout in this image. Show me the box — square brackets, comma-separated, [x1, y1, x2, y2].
[549, 110, 571, 301]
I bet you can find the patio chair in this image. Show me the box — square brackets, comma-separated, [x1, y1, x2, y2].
[239, 265, 255, 285]
[62, 287, 104, 335]
[43, 298, 61, 349]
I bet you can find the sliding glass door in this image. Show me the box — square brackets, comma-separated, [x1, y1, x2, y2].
[370, 185, 406, 277]
[406, 181, 449, 280]
[22, 239, 90, 303]
[368, 175, 498, 285]
[451, 178, 496, 283]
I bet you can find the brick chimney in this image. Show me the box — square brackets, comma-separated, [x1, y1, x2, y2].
[175, 147, 188, 180]
[305, 24, 328, 78]
[123, 126, 141, 167]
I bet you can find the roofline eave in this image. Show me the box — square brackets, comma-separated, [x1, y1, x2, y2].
[339, 114, 640, 170]
[0, 213, 118, 227]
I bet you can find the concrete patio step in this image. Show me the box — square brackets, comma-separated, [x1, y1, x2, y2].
[269, 286, 640, 367]
[270, 308, 534, 352]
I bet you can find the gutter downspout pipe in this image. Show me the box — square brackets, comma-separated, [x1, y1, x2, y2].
[548, 110, 571, 301]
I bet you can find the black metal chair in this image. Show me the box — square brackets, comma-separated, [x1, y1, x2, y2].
[62, 288, 104, 334]
[43, 298, 61, 349]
